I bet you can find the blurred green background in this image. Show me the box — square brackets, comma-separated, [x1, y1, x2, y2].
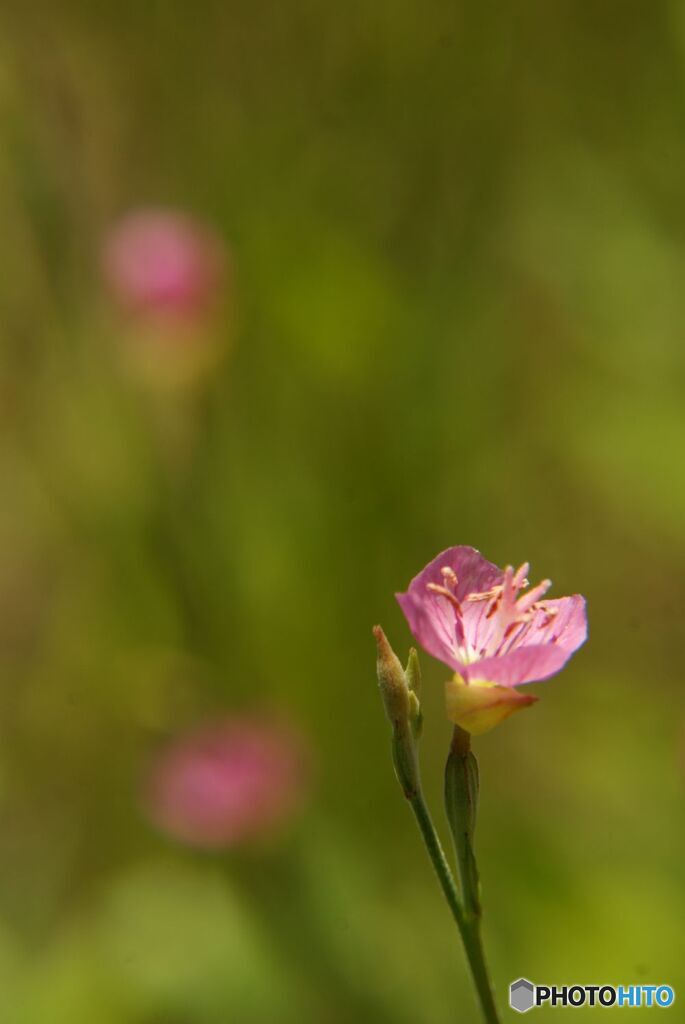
[0, 1, 684, 1020]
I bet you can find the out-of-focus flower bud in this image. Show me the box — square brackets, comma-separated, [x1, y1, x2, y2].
[102, 209, 225, 325]
[102, 208, 231, 393]
[144, 716, 308, 849]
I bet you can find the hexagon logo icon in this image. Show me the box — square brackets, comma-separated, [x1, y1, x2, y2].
[509, 978, 535, 1013]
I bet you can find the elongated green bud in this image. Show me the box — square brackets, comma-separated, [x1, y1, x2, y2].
[373, 625, 421, 799]
[405, 648, 423, 739]
[373, 625, 410, 725]
[444, 726, 481, 917]
[405, 648, 421, 698]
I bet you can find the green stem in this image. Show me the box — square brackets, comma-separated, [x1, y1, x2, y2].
[459, 915, 502, 1024]
[408, 792, 502, 1024]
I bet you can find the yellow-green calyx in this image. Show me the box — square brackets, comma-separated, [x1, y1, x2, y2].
[445, 674, 537, 736]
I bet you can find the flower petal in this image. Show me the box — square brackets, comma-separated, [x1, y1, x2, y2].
[463, 645, 569, 686]
[445, 676, 537, 735]
[396, 547, 503, 670]
[523, 595, 588, 653]
[468, 594, 587, 686]
[403, 546, 504, 602]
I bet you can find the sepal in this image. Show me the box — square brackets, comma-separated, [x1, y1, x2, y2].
[445, 675, 536, 736]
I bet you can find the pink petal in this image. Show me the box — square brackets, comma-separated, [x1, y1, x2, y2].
[404, 546, 504, 602]
[395, 590, 463, 672]
[396, 546, 503, 669]
[464, 596, 587, 686]
[523, 595, 588, 652]
[463, 644, 574, 686]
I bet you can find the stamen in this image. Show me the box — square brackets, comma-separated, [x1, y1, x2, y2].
[500, 566, 520, 618]
[440, 566, 458, 589]
[516, 579, 552, 615]
[503, 621, 522, 640]
[513, 562, 530, 590]
[540, 606, 559, 627]
[466, 584, 503, 603]
[426, 582, 462, 614]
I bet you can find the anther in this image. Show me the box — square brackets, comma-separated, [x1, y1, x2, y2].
[427, 582, 462, 614]
[466, 584, 503, 603]
[513, 562, 530, 590]
[440, 566, 458, 589]
[516, 579, 552, 614]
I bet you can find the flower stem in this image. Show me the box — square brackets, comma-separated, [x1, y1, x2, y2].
[408, 791, 502, 1024]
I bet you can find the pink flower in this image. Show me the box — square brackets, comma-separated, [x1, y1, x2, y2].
[396, 546, 587, 734]
[102, 209, 225, 323]
[144, 717, 307, 848]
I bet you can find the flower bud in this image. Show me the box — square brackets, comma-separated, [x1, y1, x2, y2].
[102, 208, 232, 393]
[444, 726, 481, 916]
[405, 647, 423, 739]
[103, 209, 225, 324]
[404, 647, 421, 698]
[373, 625, 411, 726]
[373, 625, 421, 799]
[143, 716, 307, 848]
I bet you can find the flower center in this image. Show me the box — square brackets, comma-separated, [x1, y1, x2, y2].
[427, 562, 559, 665]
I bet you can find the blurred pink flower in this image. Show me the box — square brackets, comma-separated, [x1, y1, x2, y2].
[102, 209, 225, 323]
[397, 546, 587, 733]
[145, 717, 307, 848]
